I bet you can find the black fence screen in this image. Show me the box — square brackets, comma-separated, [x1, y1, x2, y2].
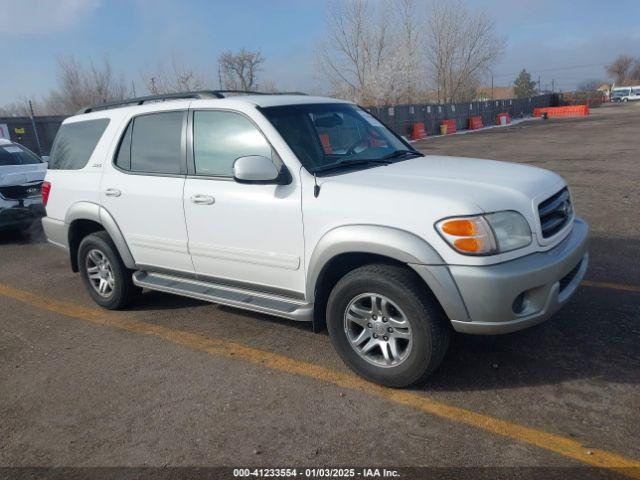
[0, 116, 66, 156]
[367, 94, 559, 138]
[0, 94, 560, 156]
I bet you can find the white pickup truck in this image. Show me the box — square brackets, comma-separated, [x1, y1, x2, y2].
[42, 92, 588, 387]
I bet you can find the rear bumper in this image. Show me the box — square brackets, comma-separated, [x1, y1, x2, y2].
[0, 198, 45, 230]
[448, 218, 589, 334]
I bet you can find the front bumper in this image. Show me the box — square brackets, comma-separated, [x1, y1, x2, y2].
[0, 197, 45, 230]
[447, 218, 589, 334]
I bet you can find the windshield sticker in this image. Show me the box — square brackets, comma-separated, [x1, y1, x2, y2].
[3, 146, 22, 154]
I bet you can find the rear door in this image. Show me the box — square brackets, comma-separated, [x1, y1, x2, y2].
[100, 108, 194, 274]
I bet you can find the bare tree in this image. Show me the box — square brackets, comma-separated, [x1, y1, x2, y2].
[577, 79, 604, 92]
[142, 55, 211, 94]
[45, 56, 129, 114]
[606, 55, 636, 85]
[0, 98, 33, 117]
[424, 0, 505, 103]
[315, 0, 422, 105]
[218, 49, 265, 91]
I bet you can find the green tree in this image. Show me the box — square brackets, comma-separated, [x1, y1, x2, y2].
[513, 69, 537, 98]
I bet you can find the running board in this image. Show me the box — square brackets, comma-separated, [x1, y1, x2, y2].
[132, 271, 313, 322]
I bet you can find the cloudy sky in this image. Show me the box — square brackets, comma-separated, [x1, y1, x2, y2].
[1, 0, 639, 105]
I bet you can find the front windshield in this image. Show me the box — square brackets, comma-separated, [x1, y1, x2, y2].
[261, 103, 419, 174]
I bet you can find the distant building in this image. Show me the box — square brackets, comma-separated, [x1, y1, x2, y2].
[475, 86, 515, 100]
[597, 84, 611, 101]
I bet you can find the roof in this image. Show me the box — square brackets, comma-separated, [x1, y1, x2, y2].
[68, 93, 351, 123]
[476, 86, 515, 100]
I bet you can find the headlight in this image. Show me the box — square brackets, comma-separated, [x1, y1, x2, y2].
[436, 211, 531, 255]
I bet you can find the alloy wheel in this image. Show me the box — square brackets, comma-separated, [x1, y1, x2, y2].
[85, 249, 115, 297]
[343, 293, 413, 367]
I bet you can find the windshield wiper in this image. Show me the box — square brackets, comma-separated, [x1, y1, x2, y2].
[381, 149, 423, 160]
[313, 159, 392, 175]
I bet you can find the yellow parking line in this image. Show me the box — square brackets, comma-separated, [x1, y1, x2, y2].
[581, 280, 640, 293]
[1, 281, 639, 478]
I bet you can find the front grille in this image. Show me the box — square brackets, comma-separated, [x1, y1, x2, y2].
[559, 260, 582, 292]
[538, 187, 572, 238]
[0, 182, 42, 200]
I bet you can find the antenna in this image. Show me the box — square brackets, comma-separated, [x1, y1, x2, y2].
[313, 173, 320, 198]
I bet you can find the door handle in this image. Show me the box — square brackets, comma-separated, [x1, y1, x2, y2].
[105, 188, 122, 197]
[190, 194, 215, 205]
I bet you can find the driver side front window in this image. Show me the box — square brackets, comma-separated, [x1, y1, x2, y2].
[193, 110, 272, 177]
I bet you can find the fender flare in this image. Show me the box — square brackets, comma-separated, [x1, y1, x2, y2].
[65, 202, 136, 269]
[306, 224, 444, 301]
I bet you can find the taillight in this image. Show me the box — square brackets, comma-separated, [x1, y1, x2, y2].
[42, 181, 51, 207]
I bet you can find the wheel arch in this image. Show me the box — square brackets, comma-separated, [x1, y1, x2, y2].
[307, 225, 466, 332]
[66, 202, 136, 272]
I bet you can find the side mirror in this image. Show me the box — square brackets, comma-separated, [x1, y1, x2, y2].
[41, 156, 49, 163]
[233, 155, 281, 184]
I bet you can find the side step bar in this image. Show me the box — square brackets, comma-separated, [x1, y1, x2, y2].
[132, 271, 313, 322]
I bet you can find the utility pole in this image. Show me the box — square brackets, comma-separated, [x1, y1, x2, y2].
[131, 80, 137, 97]
[218, 64, 223, 89]
[551, 79, 555, 93]
[538, 75, 541, 94]
[28, 100, 43, 157]
[150, 77, 157, 94]
[491, 74, 494, 100]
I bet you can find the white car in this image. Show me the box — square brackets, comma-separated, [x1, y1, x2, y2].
[611, 86, 640, 102]
[0, 139, 47, 233]
[42, 91, 588, 387]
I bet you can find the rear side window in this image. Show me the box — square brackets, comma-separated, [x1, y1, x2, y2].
[115, 111, 184, 175]
[0, 144, 43, 166]
[48, 119, 109, 170]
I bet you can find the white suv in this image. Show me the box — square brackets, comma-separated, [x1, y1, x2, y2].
[42, 91, 589, 387]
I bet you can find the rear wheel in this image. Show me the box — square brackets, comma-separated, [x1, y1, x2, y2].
[326, 263, 450, 387]
[78, 231, 140, 309]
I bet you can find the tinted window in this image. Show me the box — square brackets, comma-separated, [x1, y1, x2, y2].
[48, 119, 109, 170]
[193, 111, 271, 177]
[129, 112, 183, 174]
[115, 122, 132, 171]
[0, 143, 43, 166]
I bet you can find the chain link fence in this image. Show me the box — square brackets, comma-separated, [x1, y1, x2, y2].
[368, 94, 559, 138]
[1, 94, 560, 155]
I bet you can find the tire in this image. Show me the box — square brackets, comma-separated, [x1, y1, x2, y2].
[77, 231, 140, 309]
[623, 98, 628, 103]
[326, 263, 450, 388]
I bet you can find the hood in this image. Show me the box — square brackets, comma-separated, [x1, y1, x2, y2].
[322, 155, 564, 214]
[0, 163, 47, 187]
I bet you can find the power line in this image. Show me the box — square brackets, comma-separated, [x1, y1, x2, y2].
[492, 62, 607, 79]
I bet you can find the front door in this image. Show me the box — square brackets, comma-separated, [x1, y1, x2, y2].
[183, 109, 305, 297]
[100, 109, 193, 274]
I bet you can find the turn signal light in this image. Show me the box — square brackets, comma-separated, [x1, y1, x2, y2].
[436, 215, 496, 255]
[453, 237, 484, 252]
[441, 219, 477, 236]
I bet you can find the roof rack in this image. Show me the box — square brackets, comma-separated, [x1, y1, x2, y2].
[78, 90, 308, 114]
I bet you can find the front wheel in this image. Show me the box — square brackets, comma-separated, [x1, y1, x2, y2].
[78, 231, 140, 309]
[326, 264, 450, 387]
